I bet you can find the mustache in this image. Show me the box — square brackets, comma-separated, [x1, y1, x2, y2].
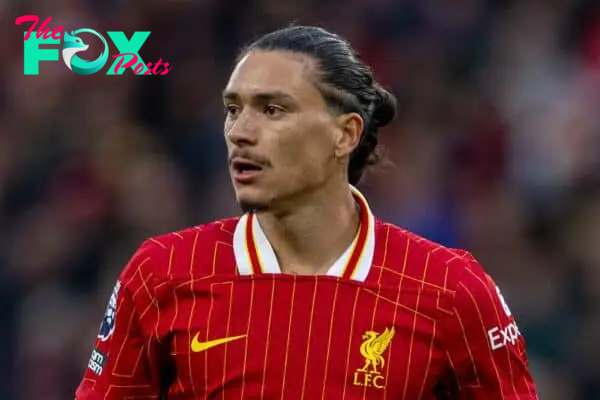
[228, 149, 272, 167]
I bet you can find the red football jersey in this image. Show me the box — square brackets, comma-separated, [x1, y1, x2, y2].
[76, 187, 538, 399]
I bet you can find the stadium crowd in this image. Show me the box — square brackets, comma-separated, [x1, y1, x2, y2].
[1, 0, 599, 398]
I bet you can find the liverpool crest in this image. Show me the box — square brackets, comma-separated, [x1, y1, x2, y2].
[353, 326, 395, 389]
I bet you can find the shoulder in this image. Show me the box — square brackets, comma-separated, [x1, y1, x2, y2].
[384, 224, 513, 322]
[120, 217, 240, 284]
[379, 222, 515, 331]
[143, 216, 239, 256]
[377, 221, 483, 293]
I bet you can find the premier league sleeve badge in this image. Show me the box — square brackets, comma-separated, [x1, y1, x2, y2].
[97, 280, 121, 342]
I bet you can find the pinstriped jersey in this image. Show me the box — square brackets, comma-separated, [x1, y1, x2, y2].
[76, 187, 538, 399]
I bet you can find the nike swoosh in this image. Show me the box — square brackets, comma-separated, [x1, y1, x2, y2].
[190, 333, 246, 353]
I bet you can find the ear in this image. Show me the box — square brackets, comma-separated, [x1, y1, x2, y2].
[333, 113, 363, 158]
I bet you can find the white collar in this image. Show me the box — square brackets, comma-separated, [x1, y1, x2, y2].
[233, 185, 375, 282]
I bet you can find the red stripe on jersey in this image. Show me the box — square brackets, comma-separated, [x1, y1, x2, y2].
[245, 213, 263, 274]
[341, 192, 370, 280]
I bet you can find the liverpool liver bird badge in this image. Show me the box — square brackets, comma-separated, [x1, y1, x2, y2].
[357, 327, 396, 374]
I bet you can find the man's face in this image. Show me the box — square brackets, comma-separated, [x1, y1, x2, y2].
[223, 50, 352, 213]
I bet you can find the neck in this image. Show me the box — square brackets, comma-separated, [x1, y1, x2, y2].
[256, 180, 360, 275]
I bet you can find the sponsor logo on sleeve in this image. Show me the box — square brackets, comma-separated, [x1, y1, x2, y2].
[87, 348, 106, 376]
[488, 322, 521, 351]
[97, 280, 121, 341]
[496, 285, 512, 317]
[488, 285, 521, 350]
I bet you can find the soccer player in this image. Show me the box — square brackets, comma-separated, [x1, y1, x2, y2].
[76, 26, 538, 399]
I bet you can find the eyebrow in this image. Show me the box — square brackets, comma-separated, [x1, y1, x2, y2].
[222, 90, 296, 103]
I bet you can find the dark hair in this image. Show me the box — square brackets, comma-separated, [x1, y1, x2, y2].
[237, 25, 397, 185]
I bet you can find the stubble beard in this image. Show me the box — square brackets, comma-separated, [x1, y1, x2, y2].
[238, 199, 271, 214]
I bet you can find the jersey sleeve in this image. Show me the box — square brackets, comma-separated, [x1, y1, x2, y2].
[75, 240, 166, 399]
[442, 259, 538, 399]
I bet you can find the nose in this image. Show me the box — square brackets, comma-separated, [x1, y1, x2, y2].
[226, 111, 259, 147]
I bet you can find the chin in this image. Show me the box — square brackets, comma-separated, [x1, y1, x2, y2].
[235, 186, 272, 213]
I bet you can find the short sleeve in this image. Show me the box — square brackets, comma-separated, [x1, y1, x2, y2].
[442, 260, 538, 399]
[75, 241, 166, 399]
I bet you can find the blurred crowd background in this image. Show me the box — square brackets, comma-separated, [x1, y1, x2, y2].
[1, 0, 599, 398]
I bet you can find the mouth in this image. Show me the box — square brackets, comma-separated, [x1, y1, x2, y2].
[231, 158, 264, 183]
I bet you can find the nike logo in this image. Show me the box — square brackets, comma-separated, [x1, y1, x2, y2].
[190, 333, 246, 353]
